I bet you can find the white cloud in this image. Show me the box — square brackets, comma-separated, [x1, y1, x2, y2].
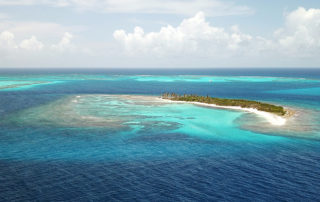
[51, 32, 74, 51]
[20, 36, 43, 51]
[0, 31, 17, 50]
[275, 7, 320, 57]
[0, 0, 253, 16]
[0, 30, 74, 53]
[114, 12, 257, 57]
[114, 7, 320, 60]
[0, 30, 82, 67]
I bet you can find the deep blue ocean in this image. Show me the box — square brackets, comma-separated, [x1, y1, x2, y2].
[0, 68, 320, 201]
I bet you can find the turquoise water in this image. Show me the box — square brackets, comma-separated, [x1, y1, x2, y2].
[0, 73, 319, 91]
[0, 68, 320, 201]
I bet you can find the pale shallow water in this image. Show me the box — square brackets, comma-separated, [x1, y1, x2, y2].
[0, 68, 320, 201]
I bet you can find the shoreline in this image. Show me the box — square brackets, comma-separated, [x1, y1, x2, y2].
[160, 98, 288, 126]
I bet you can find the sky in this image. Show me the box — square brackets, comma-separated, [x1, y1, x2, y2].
[0, 0, 320, 68]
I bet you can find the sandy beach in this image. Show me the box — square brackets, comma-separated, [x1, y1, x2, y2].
[160, 98, 288, 126]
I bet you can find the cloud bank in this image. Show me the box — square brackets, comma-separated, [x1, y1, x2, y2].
[114, 12, 254, 57]
[0, 31, 74, 53]
[275, 7, 320, 57]
[1, 6, 320, 67]
[0, 0, 253, 16]
[114, 7, 320, 62]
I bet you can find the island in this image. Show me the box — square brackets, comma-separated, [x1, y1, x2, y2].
[161, 93, 289, 126]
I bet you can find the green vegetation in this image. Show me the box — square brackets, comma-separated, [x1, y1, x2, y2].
[161, 93, 286, 116]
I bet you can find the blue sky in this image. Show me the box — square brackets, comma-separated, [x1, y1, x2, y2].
[0, 0, 320, 68]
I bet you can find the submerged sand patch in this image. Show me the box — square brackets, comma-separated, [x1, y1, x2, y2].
[235, 107, 320, 139]
[0, 81, 49, 90]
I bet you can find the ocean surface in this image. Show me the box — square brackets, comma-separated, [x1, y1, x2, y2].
[0, 68, 320, 201]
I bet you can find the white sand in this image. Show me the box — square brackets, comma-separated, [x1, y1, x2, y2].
[161, 99, 287, 126]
